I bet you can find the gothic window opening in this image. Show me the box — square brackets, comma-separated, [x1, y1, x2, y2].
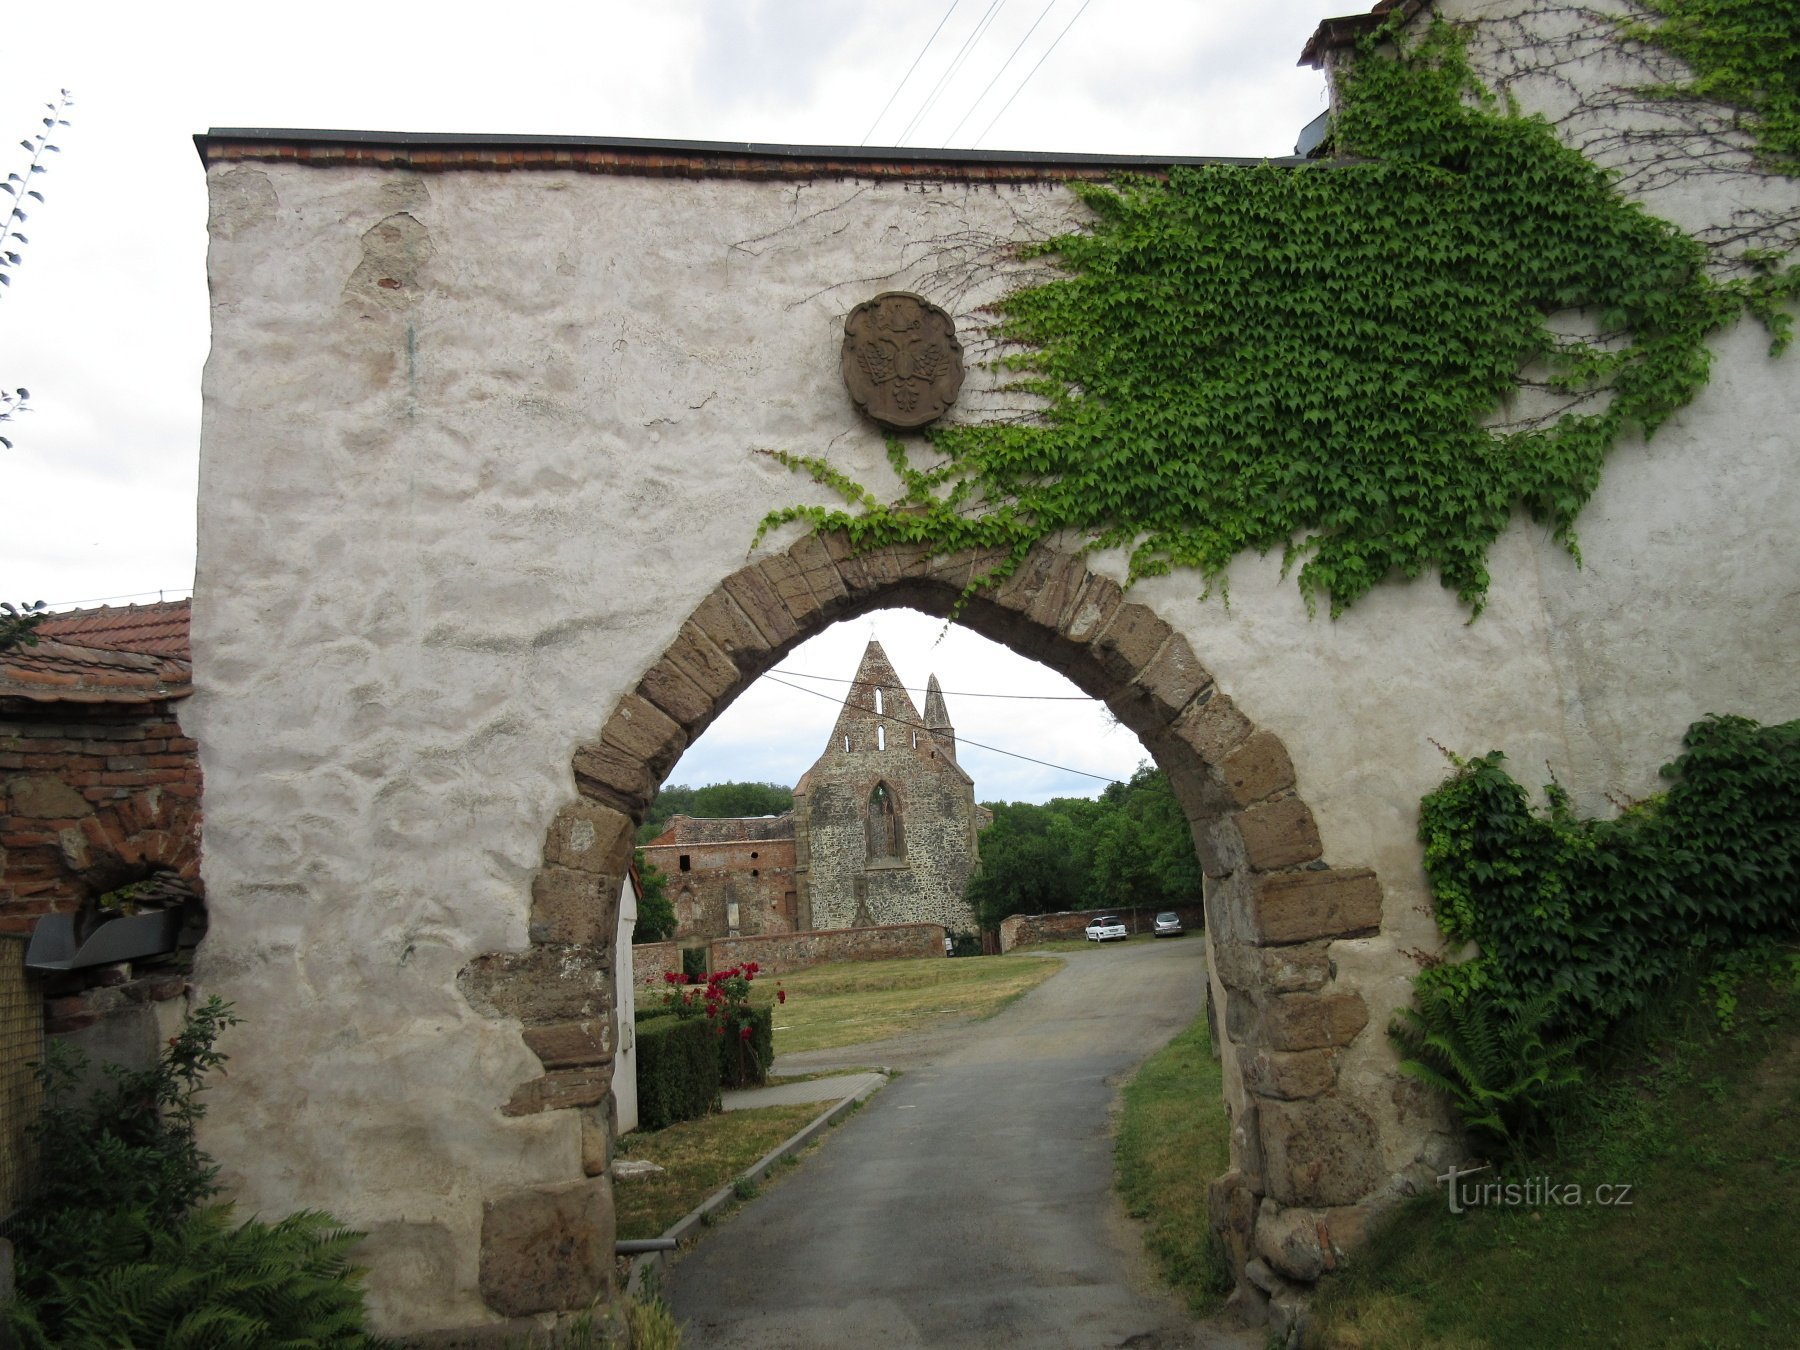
[874, 687, 884, 715]
[877, 725, 886, 751]
[866, 781, 904, 861]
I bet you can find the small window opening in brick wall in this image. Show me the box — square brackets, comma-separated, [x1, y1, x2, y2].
[679, 855, 691, 872]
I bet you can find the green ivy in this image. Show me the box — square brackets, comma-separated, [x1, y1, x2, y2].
[761, 16, 1798, 616]
[1415, 714, 1800, 1027]
[1631, 0, 1800, 170]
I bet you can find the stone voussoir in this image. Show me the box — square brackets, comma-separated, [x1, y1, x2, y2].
[529, 866, 620, 947]
[637, 656, 714, 729]
[1122, 631, 1215, 721]
[786, 534, 850, 611]
[755, 551, 828, 629]
[689, 588, 773, 673]
[1171, 689, 1254, 766]
[1090, 601, 1174, 686]
[1234, 796, 1323, 871]
[720, 565, 800, 647]
[521, 1019, 616, 1071]
[1220, 730, 1297, 807]
[1059, 572, 1124, 646]
[1251, 868, 1383, 945]
[570, 742, 657, 816]
[542, 800, 634, 876]
[665, 620, 745, 702]
[597, 695, 686, 778]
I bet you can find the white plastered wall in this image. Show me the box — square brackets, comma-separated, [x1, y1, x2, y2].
[188, 10, 1798, 1329]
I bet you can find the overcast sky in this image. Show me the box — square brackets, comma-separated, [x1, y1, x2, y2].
[0, 0, 1353, 799]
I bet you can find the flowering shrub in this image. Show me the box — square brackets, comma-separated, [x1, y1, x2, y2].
[645, 963, 778, 1089]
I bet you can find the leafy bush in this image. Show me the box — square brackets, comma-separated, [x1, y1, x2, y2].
[7, 1206, 386, 1350]
[722, 1004, 774, 1090]
[1417, 715, 1800, 1028]
[635, 1015, 720, 1131]
[1391, 985, 1584, 1159]
[6, 996, 386, 1347]
[681, 947, 707, 982]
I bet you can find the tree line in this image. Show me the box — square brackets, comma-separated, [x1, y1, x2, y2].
[965, 763, 1202, 930]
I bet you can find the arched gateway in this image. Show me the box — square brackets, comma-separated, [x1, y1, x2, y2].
[184, 7, 1800, 1329]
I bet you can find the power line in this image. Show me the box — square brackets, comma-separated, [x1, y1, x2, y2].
[942, 0, 1059, 146]
[861, 0, 963, 146]
[770, 666, 1097, 701]
[896, 0, 1008, 146]
[762, 672, 1123, 784]
[972, 0, 1094, 147]
[46, 587, 193, 609]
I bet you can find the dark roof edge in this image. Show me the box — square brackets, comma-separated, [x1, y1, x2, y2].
[194, 127, 1314, 176]
[1298, 0, 1431, 69]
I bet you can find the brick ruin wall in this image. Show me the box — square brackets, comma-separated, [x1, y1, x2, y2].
[999, 903, 1208, 951]
[630, 941, 683, 986]
[0, 701, 203, 933]
[641, 835, 798, 939]
[708, 921, 947, 976]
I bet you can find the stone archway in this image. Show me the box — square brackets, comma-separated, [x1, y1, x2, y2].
[461, 531, 1395, 1316]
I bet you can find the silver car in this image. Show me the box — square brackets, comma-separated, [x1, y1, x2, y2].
[1153, 911, 1184, 938]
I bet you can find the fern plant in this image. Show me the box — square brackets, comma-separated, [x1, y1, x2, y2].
[1390, 984, 1585, 1159]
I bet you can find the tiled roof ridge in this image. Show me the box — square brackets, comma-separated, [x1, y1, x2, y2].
[3, 598, 192, 703]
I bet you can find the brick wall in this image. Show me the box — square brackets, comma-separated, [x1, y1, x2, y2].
[998, 904, 1206, 952]
[631, 940, 684, 987]
[641, 826, 799, 941]
[0, 701, 203, 933]
[708, 921, 947, 976]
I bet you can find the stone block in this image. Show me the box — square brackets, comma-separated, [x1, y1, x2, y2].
[530, 867, 617, 947]
[1061, 573, 1123, 646]
[1255, 1198, 1330, 1282]
[502, 1065, 613, 1117]
[1220, 731, 1296, 807]
[1251, 869, 1382, 945]
[597, 696, 686, 779]
[1234, 797, 1322, 871]
[1211, 937, 1332, 995]
[689, 588, 772, 672]
[460, 946, 612, 1026]
[1239, 1047, 1338, 1101]
[1125, 633, 1214, 721]
[1207, 1169, 1258, 1278]
[570, 742, 656, 817]
[787, 534, 849, 611]
[478, 1178, 612, 1316]
[522, 1019, 615, 1071]
[637, 657, 714, 729]
[721, 564, 801, 645]
[8, 776, 93, 819]
[582, 1109, 609, 1177]
[1022, 550, 1090, 632]
[1197, 814, 1247, 879]
[543, 801, 633, 876]
[1259, 1098, 1383, 1208]
[989, 545, 1064, 616]
[819, 528, 880, 595]
[1171, 690, 1253, 765]
[1263, 992, 1370, 1051]
[756, 552, 827, 628]
[666, 620, 743, 702]
[1091, 602, 1173, 686]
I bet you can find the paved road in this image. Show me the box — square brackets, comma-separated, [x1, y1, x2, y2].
[666, 939, 1256, 1349]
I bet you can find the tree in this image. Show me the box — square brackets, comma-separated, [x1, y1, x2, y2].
[633, 848, 676, 943]
[637, 780, 795, 843]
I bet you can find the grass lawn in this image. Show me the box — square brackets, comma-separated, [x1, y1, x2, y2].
[1306, 970, 1800, 1348]
[614, 1102, 823, 1240]
[1115, 1009, 1234, 1315]
[751, 952, 1063, 1056]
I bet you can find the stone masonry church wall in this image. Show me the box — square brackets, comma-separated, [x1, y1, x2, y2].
[792, 643, 980, 935]
[188, 2, 1800, 1332]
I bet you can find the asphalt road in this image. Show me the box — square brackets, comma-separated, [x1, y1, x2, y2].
[665, 937, 1257, 1349]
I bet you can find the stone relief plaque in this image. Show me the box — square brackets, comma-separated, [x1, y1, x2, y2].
[841, 291, 964, 429]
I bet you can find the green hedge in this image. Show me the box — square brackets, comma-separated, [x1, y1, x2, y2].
[636, 1016, 720, 1131]
[720, 1005, 773, 1090]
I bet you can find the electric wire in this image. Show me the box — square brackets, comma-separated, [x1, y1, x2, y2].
[861, 0, 963, 146]
[972, 0, 1094, 147]
[761, 672, 1124, 784]
[942, 0, 1060, 146]
[896, 0, 1009, 146]
[770, 666, 1098, 701]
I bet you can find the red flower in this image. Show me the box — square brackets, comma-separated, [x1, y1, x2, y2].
[776, 989, 787, 1005]
[745, 962, 759, 976]
[739, 1025, 753, 1041]
[663, 971, 680, 984]
[715, 1025, 725, 1036]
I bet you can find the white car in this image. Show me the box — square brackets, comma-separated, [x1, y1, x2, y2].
[1084, 915, 1128, 942]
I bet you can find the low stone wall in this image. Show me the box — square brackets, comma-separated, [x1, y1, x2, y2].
[708, 921, 946, 976]
[631, 941, 683, 986]
[999, 904, 1206, 952]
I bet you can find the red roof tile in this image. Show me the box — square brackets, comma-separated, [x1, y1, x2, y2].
[2, 599, 192, 704]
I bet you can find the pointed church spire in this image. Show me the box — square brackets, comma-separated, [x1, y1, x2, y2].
[824, 640, 922, 756]
[924, 674, 955, 761]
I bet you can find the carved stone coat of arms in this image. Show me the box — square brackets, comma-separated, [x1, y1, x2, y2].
[840, 291, 964, 429]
